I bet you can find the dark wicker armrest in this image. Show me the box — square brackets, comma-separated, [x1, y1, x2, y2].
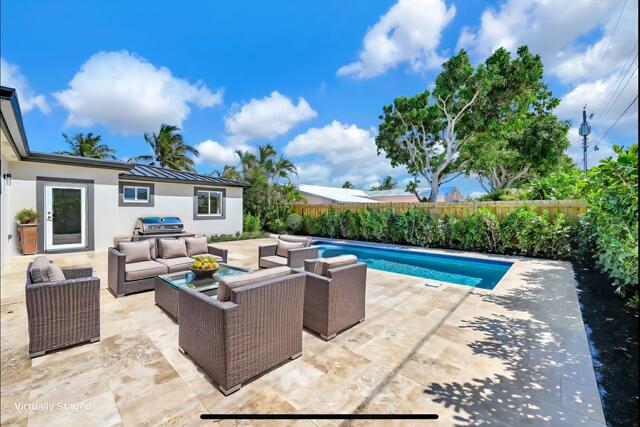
[258, 244, 277, 258]
[303, 258, 322, 273]
[287, 246, 319, 268]
[207, 245, 228, 263]
[108, 247, 126, 297]
[26, 276, 100, 291]
[62, 267, 93, 279]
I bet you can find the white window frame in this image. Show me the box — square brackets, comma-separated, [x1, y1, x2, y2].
[196, 190, 223, 217]
[122, 185, 150, 203]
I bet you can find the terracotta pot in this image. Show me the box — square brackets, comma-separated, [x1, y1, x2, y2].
[18, 222, 38, 255]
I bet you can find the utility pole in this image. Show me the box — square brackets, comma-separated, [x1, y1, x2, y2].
[578, 106, 593, 171]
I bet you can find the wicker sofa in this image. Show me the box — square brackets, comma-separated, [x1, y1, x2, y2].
[108, 236, 228, 297]
[258, 235, 319, 269]
[178, 266, 306, 395]
[301, 255, 367, 340]
[26, 256, 101, 358]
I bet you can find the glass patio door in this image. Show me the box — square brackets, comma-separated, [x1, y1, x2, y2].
[45, 184, 86, 250]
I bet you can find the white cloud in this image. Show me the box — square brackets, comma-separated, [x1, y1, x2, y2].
[458, 0, 638, 83]
[224, 91, 317, 143]
[53, 50, 222, 135]
[337, 0, 456, 79]
[556, 72, 638, 133]
[194, 139, 252, 166]
[0, 58, 50, 114]
[285, 120, 401, 187]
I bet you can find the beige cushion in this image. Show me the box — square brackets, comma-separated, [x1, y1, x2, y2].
[156, 256, 194, 273]
[125, 260, 167, 281]
[259, 255, 288, 268]
[30, 255, 51, 283]
[160, 238, 187, 259]
[218, 266, 291, 302]
[119, 240, 152, 263]
[276, 239, 304, 257]
[279, 235, 311, 246]
[184, 237, 208, 257]
[47, 263, 66, 281]
[318, 255, 358, 277]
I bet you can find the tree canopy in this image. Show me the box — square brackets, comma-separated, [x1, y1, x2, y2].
[55, 132, 115, 159]
[375, 46, 563, 202]
[129, 124, 199, 171]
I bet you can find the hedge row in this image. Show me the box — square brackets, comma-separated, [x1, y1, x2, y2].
[302, 205, 573, 259]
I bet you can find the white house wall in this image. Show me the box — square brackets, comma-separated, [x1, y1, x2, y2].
[116, 181, 243, 239]
[3, 161, 243, 260]
[1, 152, 12, 267]
[5, 160, 121, 258]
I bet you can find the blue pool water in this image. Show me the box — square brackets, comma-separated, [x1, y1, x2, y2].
[314, 241, 512, 289]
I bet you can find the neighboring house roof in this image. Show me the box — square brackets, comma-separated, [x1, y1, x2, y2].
[298, 184, 378, 203]
[366, 186, 457, 199]
[121, 164, 250, 187]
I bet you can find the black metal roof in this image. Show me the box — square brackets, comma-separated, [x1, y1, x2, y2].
[120, 164, 249, 187]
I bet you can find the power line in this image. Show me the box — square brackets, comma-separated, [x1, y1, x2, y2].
[597, 56, 638, 126]
[602, 0, 629, 60]
[592, 41, 638, 128]
[596, 94, 638, 144]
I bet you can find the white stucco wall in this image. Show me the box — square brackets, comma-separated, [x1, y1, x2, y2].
[5, 160, 121, 258]
[0, 152, 12, 267]
[116, 180, 243, 238]
[3, 161, 243, 259]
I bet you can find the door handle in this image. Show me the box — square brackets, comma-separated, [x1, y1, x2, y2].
[47, 212, 54, 221]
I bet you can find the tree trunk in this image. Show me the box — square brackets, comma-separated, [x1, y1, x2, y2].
[428, 180, 440, 202]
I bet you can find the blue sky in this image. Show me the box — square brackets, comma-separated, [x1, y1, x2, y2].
[1, 0, 638, 195]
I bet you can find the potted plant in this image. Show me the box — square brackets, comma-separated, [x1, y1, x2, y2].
[16, 208, 38, 255]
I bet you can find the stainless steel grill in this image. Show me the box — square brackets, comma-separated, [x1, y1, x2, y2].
[134, 217, 184, 235]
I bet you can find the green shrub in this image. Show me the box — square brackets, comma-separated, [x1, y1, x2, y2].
[304, 204, 573, 260]
[285, 213, 303, 233]
[15, 208, 38, 224]
[208, 231, 269, 243]
[243, 213, 262, 233]
[267, 218, 287, 234]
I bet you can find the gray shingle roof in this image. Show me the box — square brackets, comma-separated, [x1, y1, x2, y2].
[120, 164, 249, 187]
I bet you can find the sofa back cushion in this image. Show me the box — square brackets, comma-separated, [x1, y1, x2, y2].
[276, 240, 305, 257]
[317, 255, 358, 277]
[160, 238, 187, 259]
[279, 235, 311, 247]
[218, 266, 291, 302]
[47, 263, 66, 281]
[118, 240, 152, 263]
[29, 255, 51, 283]
[185, 236, 208, 257]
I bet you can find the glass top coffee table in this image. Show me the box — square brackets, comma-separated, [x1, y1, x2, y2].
[155, 264, 249, 320]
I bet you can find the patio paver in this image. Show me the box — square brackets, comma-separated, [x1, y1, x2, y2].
[0, 238, 605, 426]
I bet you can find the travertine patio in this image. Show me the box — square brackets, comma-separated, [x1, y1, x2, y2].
[1, 238, 605, 426]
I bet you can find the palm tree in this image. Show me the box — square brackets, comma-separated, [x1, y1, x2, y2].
[211, 165, 242, 180]
[55, 133, 116, 159]
[342, 181, 354, 189]
[128, 124, 198, 171]
[371, 175, 398, 191]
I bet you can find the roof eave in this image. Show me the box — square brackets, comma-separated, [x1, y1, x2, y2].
[25, 152, 134, 171]
[119, 172, 251, 188]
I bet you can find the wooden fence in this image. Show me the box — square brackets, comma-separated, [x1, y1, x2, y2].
[292, 199, 588, 221]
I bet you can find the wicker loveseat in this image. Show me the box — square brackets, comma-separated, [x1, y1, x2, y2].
[301, 255, 367, 340]
[108, 236, 227, 297]
[178, 266, 306, 395]
[26, 256, 101, 358]
[258, 235, 318, 269]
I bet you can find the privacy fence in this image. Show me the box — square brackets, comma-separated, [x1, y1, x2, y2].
[292, 199, 588, 221]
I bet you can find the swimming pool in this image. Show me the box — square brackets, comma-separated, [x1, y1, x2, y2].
[314, 241, 512, 289]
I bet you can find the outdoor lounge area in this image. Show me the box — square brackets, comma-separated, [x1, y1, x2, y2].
[1, 237, 606, 425]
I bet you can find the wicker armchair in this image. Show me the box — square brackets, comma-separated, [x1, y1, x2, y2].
[301, 257, 367, 340]
[258, 235, 318, 269]
[26, 262, 100, 358]
[178, 268, 306, 395]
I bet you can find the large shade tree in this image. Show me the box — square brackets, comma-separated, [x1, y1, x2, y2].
[375, 46, 553, 202]
[460, 48, 570, 196]
[129, 124, 199, 171]
[55, 132, 116, 159]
